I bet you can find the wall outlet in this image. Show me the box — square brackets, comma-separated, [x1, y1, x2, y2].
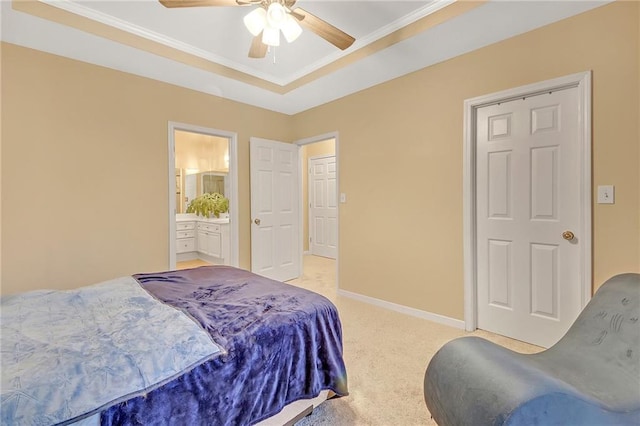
[597, 185, 614, 204]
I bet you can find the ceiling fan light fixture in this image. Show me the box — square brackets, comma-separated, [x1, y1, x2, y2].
[243, 7, 266, 36]
[266, 2, 286, 28]
[281, 14, 302, 43]
[262, 25, 280, 46]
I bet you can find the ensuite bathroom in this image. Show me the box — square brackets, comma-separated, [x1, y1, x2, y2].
[174, 130, 230, 268]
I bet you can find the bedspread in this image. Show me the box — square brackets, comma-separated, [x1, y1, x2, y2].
[102, 266, 348, 426]
[0, 277, 222, 426]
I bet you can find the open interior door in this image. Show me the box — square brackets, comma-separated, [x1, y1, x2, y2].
[250, 137, 301, 281]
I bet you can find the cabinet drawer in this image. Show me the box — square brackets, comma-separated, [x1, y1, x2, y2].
[176, 238, 195, 253]
[177, 221, 195, 231]
[197, 223, 221, 233]
[177, 230, 195, 239]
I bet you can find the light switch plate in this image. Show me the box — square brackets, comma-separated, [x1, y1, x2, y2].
[340, 193, 346, 203]
[597, 185, 614, 204]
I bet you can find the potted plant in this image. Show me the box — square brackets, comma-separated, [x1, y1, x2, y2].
[186, 192, 229, 218]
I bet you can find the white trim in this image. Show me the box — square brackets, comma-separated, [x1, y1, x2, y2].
[40, 0, 453, 87]
[168, 127, 177, 268]
[462, 71, 593, 332]
[295, 133, 339, 290]
[39, 0, 285, 85]
[338, 289, 465, 330]
[577, 72, 593, 308]
[295, 132, 339, 147]
[284, 0, 455, 84]
[168, 121, 239, 269]
[462, 94, 476, 332]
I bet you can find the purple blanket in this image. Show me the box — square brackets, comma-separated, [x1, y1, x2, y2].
[101, 266, 348, 425]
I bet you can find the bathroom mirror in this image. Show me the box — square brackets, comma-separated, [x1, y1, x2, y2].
[175, 131, 229, 214]
[202, 173, 226, 195]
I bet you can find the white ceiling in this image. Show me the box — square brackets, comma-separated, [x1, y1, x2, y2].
[1, 0, 611, 114]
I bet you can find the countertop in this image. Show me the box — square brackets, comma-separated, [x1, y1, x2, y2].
[176, 213, 229, 224]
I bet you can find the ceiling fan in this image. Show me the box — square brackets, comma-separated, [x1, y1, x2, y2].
[159, 0, 356, 59]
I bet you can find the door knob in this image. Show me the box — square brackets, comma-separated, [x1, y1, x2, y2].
[562, 230, 575, 241]
[254, 218, 261, 225]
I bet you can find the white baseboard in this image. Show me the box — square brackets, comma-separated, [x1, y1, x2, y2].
[337, 289, 465, 329]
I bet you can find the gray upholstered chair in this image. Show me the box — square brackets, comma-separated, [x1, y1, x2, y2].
[424, 273, 640, 426]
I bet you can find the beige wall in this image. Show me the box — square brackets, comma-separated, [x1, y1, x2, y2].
[1, 43, 292, 294]
[1, 2, 639, 322]
[0, 43, 3, 290]
[292, 1, 640, 319]
[301, 138, 336, 252]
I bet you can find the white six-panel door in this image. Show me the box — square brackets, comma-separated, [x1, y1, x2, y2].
[476, 87, 582, 348]
[250, 138, 300, 282]
[309, 155, 337, 259]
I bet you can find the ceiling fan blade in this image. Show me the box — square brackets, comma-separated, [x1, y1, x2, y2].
[159, 0, 243, 8]
[288, 9, 305, 21]
[292, 7, 355, 50]
[248, 34, 268, 58]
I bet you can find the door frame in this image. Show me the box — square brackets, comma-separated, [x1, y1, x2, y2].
[295, 132, 340, 288]
[463, 71, 592, 332]
[308, 153, 337, 259]
[168, 121, 239, 268]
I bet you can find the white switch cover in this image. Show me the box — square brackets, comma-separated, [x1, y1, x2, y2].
[597, 185, 614, 204]
[340, 193, 347, 203]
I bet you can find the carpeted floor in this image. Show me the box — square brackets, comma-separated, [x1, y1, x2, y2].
[288, 255, 542, 425]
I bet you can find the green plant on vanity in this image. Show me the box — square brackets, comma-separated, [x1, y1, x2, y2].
[186, 192, 229, 218]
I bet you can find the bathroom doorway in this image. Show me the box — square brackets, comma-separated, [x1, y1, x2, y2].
[167, 122, 239, 269]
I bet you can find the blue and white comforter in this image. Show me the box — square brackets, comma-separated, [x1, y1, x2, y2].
[0, 276, 223, 425]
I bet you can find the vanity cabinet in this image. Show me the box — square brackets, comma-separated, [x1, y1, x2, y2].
[176, 221, 196, 254]
[197, 222, 223, 258]
[176, 217, 229, 264]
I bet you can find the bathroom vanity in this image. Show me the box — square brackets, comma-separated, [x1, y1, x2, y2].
[176, 214, 230, 265]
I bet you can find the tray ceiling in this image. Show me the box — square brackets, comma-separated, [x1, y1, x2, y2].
[1, 0, 611, 114]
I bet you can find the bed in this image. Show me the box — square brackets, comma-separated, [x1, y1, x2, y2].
[1, 265, 348, 425]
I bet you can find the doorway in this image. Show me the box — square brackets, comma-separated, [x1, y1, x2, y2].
[308, 155, 337, 259]
[296, 133, 339, 289]
[463, 72, 592, 348]
[168, 122, 239, 269]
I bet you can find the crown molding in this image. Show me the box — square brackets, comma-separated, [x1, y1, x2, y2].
[38, 0, 290, 85]
[283, 0, 455, 82]
[38, 0, 455, 87]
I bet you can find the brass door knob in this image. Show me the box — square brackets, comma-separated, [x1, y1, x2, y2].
[562, 230, 575, 241]
[254, 218, 261, 225]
